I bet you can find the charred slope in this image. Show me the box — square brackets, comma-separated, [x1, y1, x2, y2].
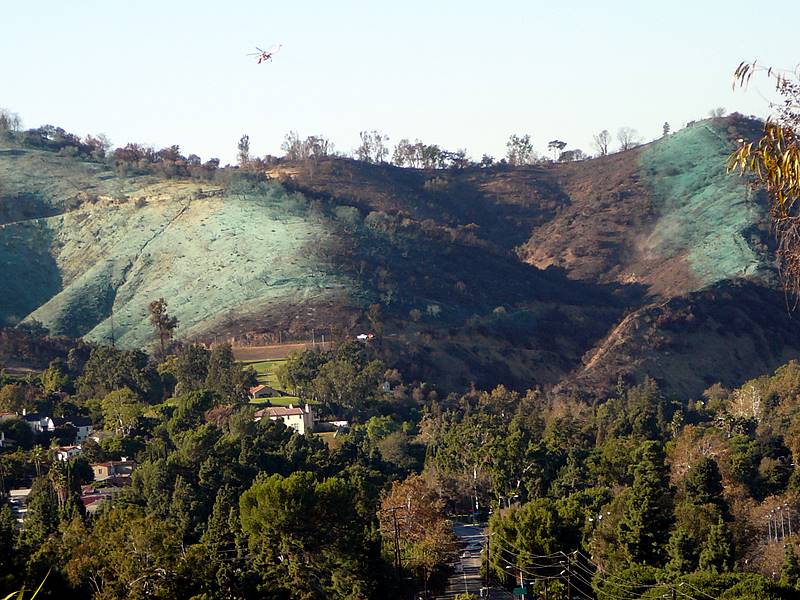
[570, 279, 800, 399]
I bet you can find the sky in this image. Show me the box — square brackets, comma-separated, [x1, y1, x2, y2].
[3, 0, 800, 164]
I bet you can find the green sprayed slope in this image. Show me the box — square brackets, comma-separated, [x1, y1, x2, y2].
[26, 186, 350, 347]
[0, 145, 355, 349]
[639, 122, 767, 287]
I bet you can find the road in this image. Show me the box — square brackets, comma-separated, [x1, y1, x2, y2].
[435, 522, 513, 600]
[231, 341, 332, 361]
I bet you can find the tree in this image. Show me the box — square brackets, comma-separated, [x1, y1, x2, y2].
[24, 477, 60, 545]
[698, 518, 734, 573]
[781, 545, 800, 589]
[0, 383, 32, 413]
[617, 127, 641, 151]
[172, 343, 210, 395]
[684, 457, 724, 506]
[240, 471, 375, 598]
[378, 474, 456, 592]
[357, 130, 389, 164]
[592, 130, 611, 156]
[558, 149, 586, 162]
[618, 441, 673, 565]
[0, 504, 18, 589]
[663, 122, 671, 137]
[729, 61, 800, 296]
[666, 527, 699, 574]
[237, 134, 250, 167]
[101, 388, 144, 436]
[275, 347, 331, 399]
[506, 134, 535, 165]
[205, 343, 253, 402]
[0, 108, 21, 139]
[41, 359, 71, 394]
[709, 107, 726, 118]
[547, 140, 567, 160]
[148, 298, 178, 357]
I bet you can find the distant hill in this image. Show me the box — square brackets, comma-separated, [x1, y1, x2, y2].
[0, 115, 792, 398]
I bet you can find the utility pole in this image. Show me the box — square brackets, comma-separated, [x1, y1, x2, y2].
[391, 507, 402, 573]
[566, 553, 572, 600]
[485, 534, 490, 589]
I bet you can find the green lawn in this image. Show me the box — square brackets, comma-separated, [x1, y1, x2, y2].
[240, 359, 286, 387]
[249, 395, 302, 407]
[240, 359, 315, 407]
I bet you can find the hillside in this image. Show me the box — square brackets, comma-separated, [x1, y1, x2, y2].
[0, 115, 792, 397]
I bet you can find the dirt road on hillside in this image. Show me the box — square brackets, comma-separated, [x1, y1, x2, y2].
[232, 341, 332, 361]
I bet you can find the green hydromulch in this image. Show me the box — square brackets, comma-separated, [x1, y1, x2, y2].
[639, 121, 768, 288]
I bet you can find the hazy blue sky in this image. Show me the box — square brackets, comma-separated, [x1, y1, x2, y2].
[4, 1, 799, 164]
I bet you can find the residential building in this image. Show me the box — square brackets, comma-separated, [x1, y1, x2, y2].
[46, 416, 93, 443]
[91, 459, 136, 481]
[54, 445, 82, 462]
[253, 404, 314, 434]
[249, 384, 287, 399]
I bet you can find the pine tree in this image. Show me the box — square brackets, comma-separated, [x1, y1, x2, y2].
[170, 475, 195, 543]
[618, 441, 674, 565]
[684, 457, 724, 506]
[0, 504, 18, 585]
[205, 343, 240, 402]
[699, 518, 734, 573]
[24, 477, 60, 545]
[666, 527, 699, 574]
[781, 545, 800, 590]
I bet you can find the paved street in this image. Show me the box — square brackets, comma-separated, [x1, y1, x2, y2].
[437, 521, 485, 599]
[435, 522, 513, 600]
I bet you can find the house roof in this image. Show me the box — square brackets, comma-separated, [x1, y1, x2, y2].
[250, 384, 285, 396]
[254, 406, 304, 418]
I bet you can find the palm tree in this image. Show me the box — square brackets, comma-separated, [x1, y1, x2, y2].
[29, 446, 46, 478]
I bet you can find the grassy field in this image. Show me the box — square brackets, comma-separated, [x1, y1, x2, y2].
[240, 358, 306, 406]
[241, 358, 286, 387]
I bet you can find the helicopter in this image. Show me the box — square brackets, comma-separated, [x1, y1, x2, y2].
[248, 43, 282, 64]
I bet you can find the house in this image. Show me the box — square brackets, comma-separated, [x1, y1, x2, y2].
[91, 459, 136, 481]
[80, 478, 131, 514]
[54, 445, 82, 462]
[46, 416, 93, 443]
[253, 404, 314, 435]
[88, 430, 113, 444]
[0, 431, 15, 448]
[17, 411, 94, 444]
[21, 410, 46, 433]
[249, 385, 287, 399]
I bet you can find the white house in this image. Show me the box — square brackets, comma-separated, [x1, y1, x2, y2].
[46, 416, 93, 443]
[253, 404, 314, 434]
[54, 445, 82, 462]
[21, 411, 46, 433]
